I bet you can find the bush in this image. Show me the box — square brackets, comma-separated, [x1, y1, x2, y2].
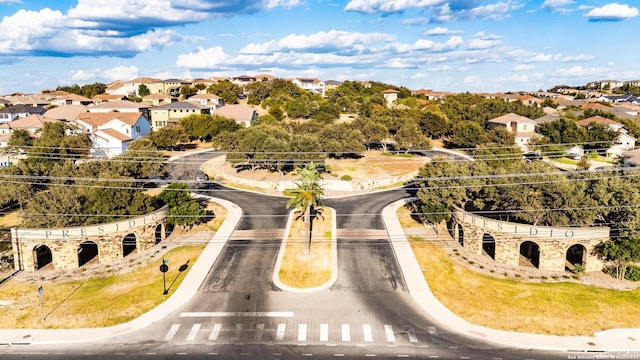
[625, 266, 640, 281]
[340, 174, 352, 181]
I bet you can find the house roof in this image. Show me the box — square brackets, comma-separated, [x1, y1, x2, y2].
[106, 81, 125, 91]
[143, 94, 173, 100]
[9, 114, 59, 129]
[382, 89, 400, 94]
[153, 101, 204, 110]
[44, 105, 88, 121]
[189, 94, 221, 100]
[96, 128, 133, 142]
[214, 104, 256, 121]
[74, 112, 142, 127]
[89, 100, 149, 110]
[576, 116, 622, 127]
[0, 104, 46, 115]
[488, 113, 535, 124]
[93, 94, 126, 101]
[60, 94, 92, 102]
[8, 94, 49, 106]
[126, 77, 162, 84]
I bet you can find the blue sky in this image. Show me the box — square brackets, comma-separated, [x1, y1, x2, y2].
[0, 0, 638, 94]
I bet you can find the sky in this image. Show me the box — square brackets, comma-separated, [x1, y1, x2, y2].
[0, 0, 638, 95]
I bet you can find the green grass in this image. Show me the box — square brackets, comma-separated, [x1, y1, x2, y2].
[0, 245, 204, 329]
[554, 157, 579, 165]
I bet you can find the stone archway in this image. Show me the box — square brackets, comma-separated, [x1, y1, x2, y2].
[78, 241, 99, 267]
[457, 223, 464, 246]
[122, 233, 137, 257]
[155, 224, 164, 244]
[566, 244, 586, 272]
[520, 241, 540, 268]
[33, 245, 53, 270]
[482, 233, 496, 260]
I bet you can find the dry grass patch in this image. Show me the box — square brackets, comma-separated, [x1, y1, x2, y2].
[0, 210, 23, 227]
[326, 150, 427, 179]
[279, 210, 332, 288]
[0, 245, 204, 329]
[400, 208, 640, 336]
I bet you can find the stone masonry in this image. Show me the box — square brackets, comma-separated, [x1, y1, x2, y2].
[11, 207, 168, 272]
[450, 208, 609, 272]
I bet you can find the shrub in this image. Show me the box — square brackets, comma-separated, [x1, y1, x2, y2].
[625, 266, 640, 281]
[340, 174, 352, 181]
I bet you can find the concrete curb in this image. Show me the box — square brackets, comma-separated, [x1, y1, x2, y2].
[382, 198, 640, 352]
[272, 208, 338, 293]
[0, 196, 241, 346]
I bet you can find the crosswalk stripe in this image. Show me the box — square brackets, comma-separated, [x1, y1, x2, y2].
[298, 323, 307, 342]
[276, 323, 286, 341]
[384, 325, 396, 342]
[363, 324, 373, 342]
[165, 324, 180, 341]
[233, 323, 243, 341]
[320, 324, 329, 341]
[407, 326, 418, 343]
[186, 324, 201, 341]
[209, 323, 222, 341]
[255, 323, 265, 342]
[341, 324, 351, 342]
[180, 311, 294, 318]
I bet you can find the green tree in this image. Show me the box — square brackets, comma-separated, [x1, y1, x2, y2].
[599, 237, 640, 280]
[207, 80, 241, 104]
[138, 84, 151, 97]
[148, 127, 188, 150]
[447, 121, 486, 149]
[283, 163, 325, 255]
[158, 182, 205, 229]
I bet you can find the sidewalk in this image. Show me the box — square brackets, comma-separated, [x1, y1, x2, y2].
[382, 198, 640, 352]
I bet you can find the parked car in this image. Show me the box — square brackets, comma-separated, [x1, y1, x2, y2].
[523, 153, 543, 162]
[566, 152, 581, 160]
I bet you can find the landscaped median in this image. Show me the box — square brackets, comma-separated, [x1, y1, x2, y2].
[273, 208, 337, 292]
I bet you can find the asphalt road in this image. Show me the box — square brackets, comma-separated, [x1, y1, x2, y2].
[1, 150, 569, 359]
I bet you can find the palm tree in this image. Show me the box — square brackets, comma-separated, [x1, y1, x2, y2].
[284, 163, 325, 255]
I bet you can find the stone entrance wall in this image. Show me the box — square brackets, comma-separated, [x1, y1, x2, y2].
[11, 207, 168, 272]
[450, 208, 609, 272]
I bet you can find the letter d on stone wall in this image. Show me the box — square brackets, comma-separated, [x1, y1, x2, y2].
[129, 220, 135, 229]
[529, 228, 538, 235]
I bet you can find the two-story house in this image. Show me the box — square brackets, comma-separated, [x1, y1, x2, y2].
[382, 89, 400, 107]
[0, 104, 47, 123]
[0, 114, 61, 150]
[149, 102, 209, 130]
[187, 94, 224, 112]
[51, 94, 93, 107]
[291, 78, 325, 96]
[73, 112, 151, 157]
[487, 113, 538, 150]
[88, 100, 151, 121]
[577, 116, 635, 157]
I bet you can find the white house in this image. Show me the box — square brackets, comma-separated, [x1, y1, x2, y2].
[577, 116, 636, 157]
[187, 94, 224, 111]
[382, 89, 400, 107]
[291, 78, 325, 96]
[73, 112, 151, 157]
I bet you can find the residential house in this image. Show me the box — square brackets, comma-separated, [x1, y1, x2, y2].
[213, 104, 258, 128]
[0, 104, 47, 123]
[382, 89, 400, 107]
[73, 112, 151, 157]
[487, 113, 538, 149]
[0, 114, 60, 151]
[7, 94, 50, 108]
[231, 75, 257, 87]
[162, 78, 191, 96]
[88, 100, 151, 121]
[576, 116, 635, 157]
[50, 94, 93, 107]
[149, 102, 209, 129]
[187, 94, 224, 112]
[291, 78, 325, 96]
[105, 77, 163, 96]
[587, 80, 624, 90]
[143, 94, 174, 107]
[324, 80, 342, 92]
[92, 94, 127, 104]
[44, 105, 88, 121]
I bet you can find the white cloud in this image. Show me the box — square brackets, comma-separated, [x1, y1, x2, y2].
[0, 0, 22, 3]
[514, 64, 534, 71]
[584, 3, 638, 21]
[560, 54, 593, 62]
[552, 65, 604, 77]
[423, 27, 464, 36]
[71, 69, 100, 81]
[433, 1, 520, 22]
[176, 46, 232, 69]
[429, 65, 452, 71]
[467, 32, 502, 50]
[344, 0, 445, 14]
[541, 0, 574, 13]
[464, 75, 480, 85]
[102, 65, 139, 81]
[239, 30, 395, 55]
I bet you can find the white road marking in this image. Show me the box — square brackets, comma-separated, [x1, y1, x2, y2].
[298, 323, 308, 342]
[165, 324, 180, 341]
[341, 324, 350, 342]
[186, 323, 201, 341]
[233, 323, 243, 341]
[254, 323, 264, 342]
[363, 324, 373, 342]
[406, 326, 418, 343]
[180, 312, 293, 317]
[276, 323, 286, 340]
[320, 324, 329, 341]
[209, 323, 222, 341]
[384, 325, 396, 342]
